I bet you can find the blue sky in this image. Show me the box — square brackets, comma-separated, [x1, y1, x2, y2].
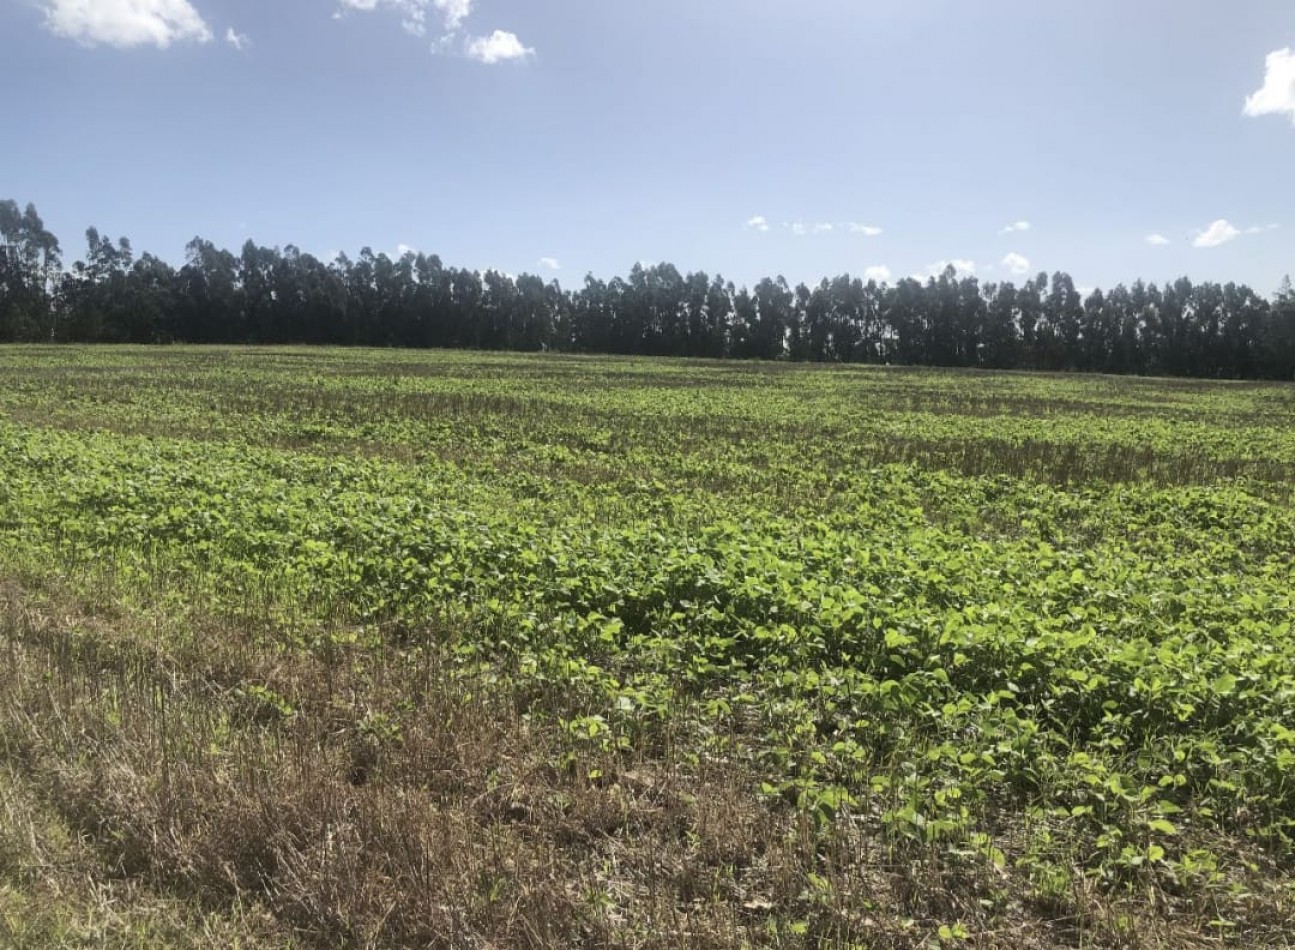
[3, 0, 1294, 294]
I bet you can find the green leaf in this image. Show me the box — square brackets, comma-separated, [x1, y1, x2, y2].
[1212, 673, 1238, 695]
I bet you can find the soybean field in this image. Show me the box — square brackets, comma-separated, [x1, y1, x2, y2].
[1, 346, 1294, 948]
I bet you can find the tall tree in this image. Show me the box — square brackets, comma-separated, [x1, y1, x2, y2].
[981, 281, 1019, 368]
[1265, 277, 1295, 379]
[0, 200, 62, 340]
[177, 238, 242, 343]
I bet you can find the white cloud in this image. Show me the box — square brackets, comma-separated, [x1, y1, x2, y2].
[745, 215, 770, 232]
[1245, 223, 1280, 234]
[778, 219, 883, 237]
[538, 257, 561, 271]
[998, 220, 1031, 235]
[918, 259, 977, 279]
[336, 0, 478, 43]
[336, 0, 428, 37]
[225, 27, 249, 51]
[863, 265, 891, 283]
[1243, 48, 1295, 124]
[42, 0, 212, 48]
[1192, 219, 1241, 248]
[1145, 233, 1171, 246]
[337, 0, 469, 27]
[434, 0, 471, 32]
[1001, 252, 1031, 276]
[396, 243, 417, 256]
[464, 29, 532, 63]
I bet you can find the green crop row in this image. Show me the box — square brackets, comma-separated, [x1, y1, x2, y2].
[2, 345, 1293, 944]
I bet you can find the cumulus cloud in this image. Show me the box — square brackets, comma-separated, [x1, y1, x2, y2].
[336, 0, 470, 37]
[745, 215, 770, 232]
[863, 265, 891, 283]
[396, 243, 417, 256]
[1145, 233, 1171, 246]
[433, 0, 472, 32]
[1001, 252, 1031, 276]
[42, 0, 212, 48]
[1243, 48, 1295, 124]
[1192, 219, 1241, 248]
[918, 259, 977, 279]
[538, 257, 561, 271]
[788, 222, 808, 236]
[336, 0, 533, 61]
[225, 27, 249, 51]
[998, 220, 1031, 235]
[464, 29, 533, 63]
[847, 223, 883, 236]
[1245, 223, 1281, 234]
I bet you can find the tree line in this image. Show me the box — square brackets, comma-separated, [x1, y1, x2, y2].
[3, 198, 1294, 378]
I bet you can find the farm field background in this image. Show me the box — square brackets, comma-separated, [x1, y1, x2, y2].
[1, 346, 1294, 948]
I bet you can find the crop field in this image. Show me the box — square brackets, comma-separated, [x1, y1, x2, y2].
[1, 346, 1294, 948]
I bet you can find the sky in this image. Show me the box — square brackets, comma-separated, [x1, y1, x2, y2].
[2, 0, 1294, 295]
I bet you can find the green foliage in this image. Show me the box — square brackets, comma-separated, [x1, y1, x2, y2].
[1, 345, 1294, 899]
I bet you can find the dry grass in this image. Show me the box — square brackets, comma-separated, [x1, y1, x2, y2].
[3, 580, 1292, 948]
[0, 759, 284, 948]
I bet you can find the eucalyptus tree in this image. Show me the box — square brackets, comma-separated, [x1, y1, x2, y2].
[177, 237, 242, 343]
[1265, 276, 1295, 379]
[0, 200, 61, 341]
[980, 282, 1019, 368]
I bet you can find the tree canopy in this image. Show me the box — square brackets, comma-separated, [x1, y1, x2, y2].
[2, 199, 1293, 379]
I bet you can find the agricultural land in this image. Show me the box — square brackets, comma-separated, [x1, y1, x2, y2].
[1, 346, 1294, 948]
